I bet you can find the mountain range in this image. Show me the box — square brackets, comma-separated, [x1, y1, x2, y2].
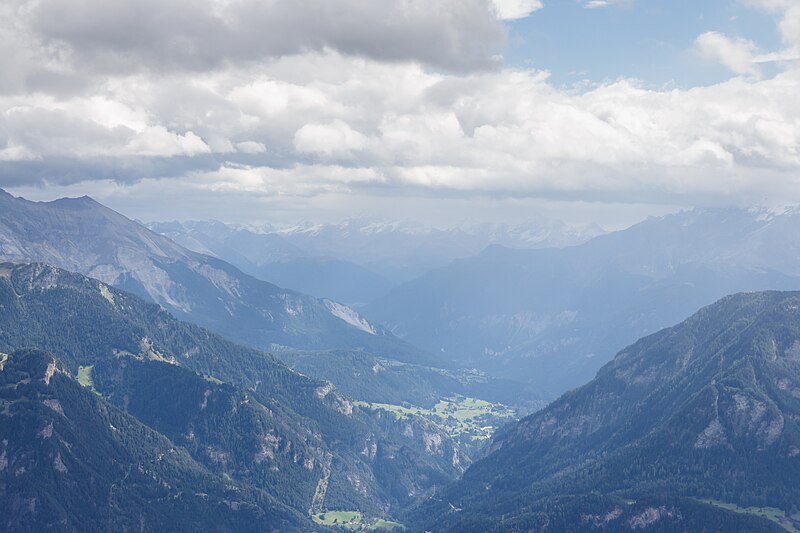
[411, 291, 800, 531]
[0, 189, 427, 365]
[0, 188, 547, 414]
[0, 348, 309, 532]
[7, 262, 800, 530]
[6, 188, 800, 531]
[365, 208, 800, 397]
[0, 262, 464, 530]
[148, 217, 603, 305]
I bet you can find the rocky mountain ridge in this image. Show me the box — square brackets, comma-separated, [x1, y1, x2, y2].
[411, 291, 800, 531]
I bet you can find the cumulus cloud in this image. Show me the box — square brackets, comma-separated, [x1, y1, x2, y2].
[0, 94, 211, 160]
[779, 6, 800, 45]
[695, 2, 800, 77]
[14, 0, 506, 75]
[742, 0, 800, 40]
[695, 32, 762, 76]
[2, 46, 800, 204]
[1, 0, 799, 218]
[294, 121, 369, 158]
[491, 0, 543, 20]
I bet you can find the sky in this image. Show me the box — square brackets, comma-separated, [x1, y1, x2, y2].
[1, 0, 799, 229]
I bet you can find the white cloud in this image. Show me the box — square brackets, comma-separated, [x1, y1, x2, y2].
[0, 143, 35, 162]
[740, 1, 800, 53]
[694, 31, 761, 77]
[780, 6, 800, 45]
[583, 0, 632, 8]
[491, 0, 543, 20]
[11, 0, 507, 75]
[193, 164, 385, 196]
[2, 49, 800, 205]
[0, 94, 214, 159]
[1, 0, 799, 218]
[740, 0, 792, 12]
[235, 141, 266, 154]
[695, 3, 800, 77]
[124, 126, 210, 157]
[294, 121, 369, 158]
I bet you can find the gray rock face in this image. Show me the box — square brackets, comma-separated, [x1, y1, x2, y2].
[0, 189, 415, 359]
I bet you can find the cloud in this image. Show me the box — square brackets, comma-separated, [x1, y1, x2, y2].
[5, 49, 799, 207]
[0, 0, 799, 217]
[235, 141, 267, 154]
[294, 121, 369, 158]
[582, 0, 633, 8]
[0, 94, 212, 160]
[490, 0, 543, 20]
[780, 6, 800, 45]
[740, 1, 800, 48]
[694, 32, 761, 77]
[12, 0, 507, 75]
[740, 0, 791, 13]
[695, 3, 800, 76]
[124, 126, 210, 157]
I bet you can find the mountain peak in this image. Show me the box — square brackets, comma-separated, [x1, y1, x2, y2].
[0, 192, 421, 362]
[47, 194, 106, 210]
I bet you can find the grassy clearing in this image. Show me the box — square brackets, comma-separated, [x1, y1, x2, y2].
[311, 511, 404, 531]
[77, 365, 94, 388]
[354, 395, 515, 441]
[699, 499, 800, 532]
[313, 510, 361, 526]
[370, 519, 405, 531]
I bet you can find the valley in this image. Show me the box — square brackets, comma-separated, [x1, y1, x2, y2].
[354, 396, 516, 444]
[0, 262, 465, 530]
[2, 0, 798, 529]
[410, 291, 800, 531]
[699, 500, 800, 532]
[365, 209, 800, 397]
[311, 511, 404, 531]
[4, 190, 800, 532]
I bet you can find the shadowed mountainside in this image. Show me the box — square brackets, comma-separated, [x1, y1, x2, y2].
[411, 291, 800, 532]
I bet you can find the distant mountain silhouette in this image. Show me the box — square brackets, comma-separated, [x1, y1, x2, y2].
[366, 208, 800, 395]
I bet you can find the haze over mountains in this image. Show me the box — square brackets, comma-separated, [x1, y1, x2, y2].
[146, 205, 800, 401]
[414, 291, 800, 531]
[0, 189, 420, 362]
[3, 0, 799, 529]
[148, 218, 603, 305]
[6, 189, 800, 531]
[0, 188, 541, 412]
[366, 208, 800, 396]
[9, 186, 800, 405]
